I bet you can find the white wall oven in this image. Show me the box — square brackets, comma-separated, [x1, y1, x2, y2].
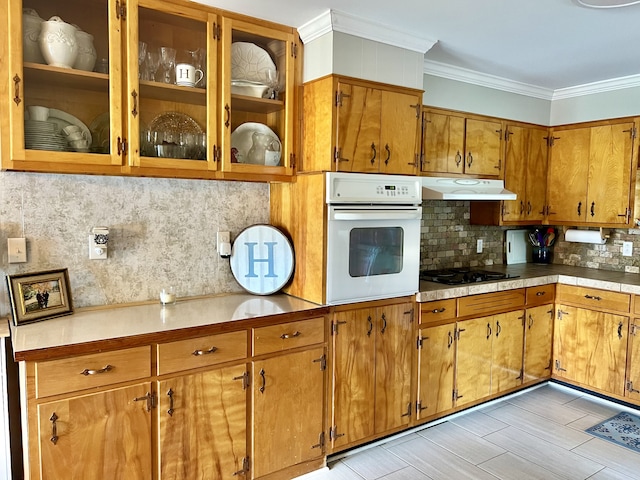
[325, 172, 422, 305]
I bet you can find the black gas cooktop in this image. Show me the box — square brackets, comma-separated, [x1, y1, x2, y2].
[420, 268, 517, 285]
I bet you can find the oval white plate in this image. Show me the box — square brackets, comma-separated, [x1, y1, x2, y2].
[231, 42, 276, 84]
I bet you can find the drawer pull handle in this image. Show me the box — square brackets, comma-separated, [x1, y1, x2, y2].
[535, 291, 546, 296]
[192, 346, 218, 356]
[432, 307, 446, 313]
[259, 369, 266, 393]
[80, 364, 113, 376]
[50, 413, 59, 445]
[280, 331, 301, 339]
[381, 313, 387, 334]
[584, 294, 601, 301]
[167, 388, 174, 416]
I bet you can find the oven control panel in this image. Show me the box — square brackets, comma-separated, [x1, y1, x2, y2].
[327, 172, 422, 204]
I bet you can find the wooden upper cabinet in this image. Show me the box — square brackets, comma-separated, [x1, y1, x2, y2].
[301, 75, 422, 174]
[421, 108, 503, 177]
[547, 119, 637, 226]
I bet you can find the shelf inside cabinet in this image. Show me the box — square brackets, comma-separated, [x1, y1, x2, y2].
[23, 63, 107, 92]
[139, 81, 206, 105]
[232, 95, 283, 114]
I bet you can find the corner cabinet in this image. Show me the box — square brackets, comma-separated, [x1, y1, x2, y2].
[2, 0, 299, 182]
[302, 75, 423, 175]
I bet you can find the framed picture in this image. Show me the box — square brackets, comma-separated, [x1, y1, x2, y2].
[6, 269, 73, 326]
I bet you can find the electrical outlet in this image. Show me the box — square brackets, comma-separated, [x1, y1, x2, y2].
[623, 241, 633, 257]
[217, 231, 231, 257]
[476, 238, 483, 253]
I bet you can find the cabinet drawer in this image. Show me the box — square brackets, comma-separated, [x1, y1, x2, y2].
[526, 284, 555, 306]
[157, 331, 247, 376]
[458, 289, 525, 318]
[35, 346, 151, 398]
[420, 299, 456, 325]
[253, 317, 325, 356]
[557, 285, 630, 313]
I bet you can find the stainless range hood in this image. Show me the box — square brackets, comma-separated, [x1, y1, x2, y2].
[422, 177, 517, 201]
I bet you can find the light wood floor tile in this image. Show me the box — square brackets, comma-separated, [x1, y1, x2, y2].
[417, 421, 506, 465]
[587, 467, 636, 480]
[564, 397, 621, 419]
[378, 466, 434, 480]
[386, 437, 500, 480]
[450, 410, 509, 437]
[520, 383, 583, 405]
[478, 452, 566, 480]
[566, 413, 609, 432]
[341, 445, 407, 480]
[507, 393, 587, 425]
[572, 438, 640, 480]
[485, 403, 593, 449]
[381, 432, 423, 449]
[484, 426, 604, 479]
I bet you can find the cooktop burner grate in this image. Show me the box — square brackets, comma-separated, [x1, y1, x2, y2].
[420, 268, 516, 285]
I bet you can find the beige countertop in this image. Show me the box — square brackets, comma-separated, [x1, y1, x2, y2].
[416, 264, 640, 302]
[10, 293, 325, 361]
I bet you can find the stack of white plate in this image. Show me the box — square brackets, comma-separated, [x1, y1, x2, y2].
[24, 119, 69, 151]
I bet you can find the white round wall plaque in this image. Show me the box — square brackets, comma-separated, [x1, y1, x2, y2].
[229, 224, 294, 295]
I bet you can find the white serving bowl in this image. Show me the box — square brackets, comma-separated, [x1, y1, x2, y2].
[231, 81, 268, 98]
[39, 16, 78, 68]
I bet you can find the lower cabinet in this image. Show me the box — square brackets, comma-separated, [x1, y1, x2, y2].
[157, 364, 248, 479]
[627, 321, 640, 401]
[37, 383, 153, 480]
[553, 304, 628, 397]
[456, 311, 524, 407]
[330, 301, 414, 450]
[523, 304, 554, 383]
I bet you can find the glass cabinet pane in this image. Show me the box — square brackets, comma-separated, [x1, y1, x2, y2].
[18, 0, 119, 164]
[134, 5, 211, 170]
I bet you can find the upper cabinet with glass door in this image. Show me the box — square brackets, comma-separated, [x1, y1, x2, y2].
[126, 0, 218, 179]
[219, 17, 298, 181]
[3, 0, 125, 174]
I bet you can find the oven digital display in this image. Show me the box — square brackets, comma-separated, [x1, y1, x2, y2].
[385, 185, 396, 190]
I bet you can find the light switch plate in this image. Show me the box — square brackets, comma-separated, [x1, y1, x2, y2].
[8, 238, 27, 263]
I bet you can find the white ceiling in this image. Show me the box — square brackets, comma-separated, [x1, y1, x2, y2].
[194, 0, 640, 92]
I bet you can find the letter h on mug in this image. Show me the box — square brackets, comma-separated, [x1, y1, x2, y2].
[175, 63, 203, 87]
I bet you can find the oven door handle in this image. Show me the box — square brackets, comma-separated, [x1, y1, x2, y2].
[332, 209, 422, 221]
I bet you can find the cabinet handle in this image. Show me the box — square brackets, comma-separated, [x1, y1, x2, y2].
[13, 75, 21, 106]
[280, 331, 301, 339]
[455, 151, 462, 167]
[527, 201, 532, 215]
[367, 316, 373, 337]
[618, 322, 624, 339]
[519, 201, 524, 215]
[432, 307, 446, 314]
[224, 104, 230, 128]
[131, 89, 138, 117]
[384, 144, 391, 165]
[486, 322, 492, 339]
[528, 314, 534, 329]
[555, 360, 567, 372]
[535, 291, 546, 296]
[447, 331, 453, 349]
[577, 202, 582, 216]
[591, 201, 596, 217]
[50, 413, 59, 445]
[380, 313, 387, 334]
[259, 369, 266, 393]
[467, 152, 473, 168]
[627, 381, 640, 394]
[133, 392, 154, 412]
[584, 294, 601, 301]
[80, 364, 113, 376]
[401, 402, 412, 417]
[496, 321, 501, 337]
[370, 143, 377, 165]
[192, 346, 218, 356]
[167, 388, 174, 416]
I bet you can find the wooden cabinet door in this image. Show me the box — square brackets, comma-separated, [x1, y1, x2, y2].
[38, 383, 152, 480]
[456, 316, 492, 407]
[331, 308, 375, 448]
[503, 125, 528, 221]
[523, 304, 554, 383]
[587, 123, 634, 224]
[421, 111, 465, 174]
[627, 323, 640, 401]
[379, 90, 420, 175]
[491, 311, 524, 394]
[336, 83, 381, 173]
[416, 323, 455, 420]
[157, 365, 247, 480]
[525, 128, 549, 222]
[464, 118, 503, 176]
[546, 128, 590, 223]
[252, 347, 325, 478]
[374, 303, 414, 433]
[553, 305, 578, 382]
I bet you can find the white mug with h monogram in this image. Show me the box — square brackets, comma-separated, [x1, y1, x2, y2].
[175, 63, 203, 87]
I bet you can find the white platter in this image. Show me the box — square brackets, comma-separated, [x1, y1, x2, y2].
[231, 122, 281, 166]
[25, 107, 92, 145]
[231, 42, 276, 84]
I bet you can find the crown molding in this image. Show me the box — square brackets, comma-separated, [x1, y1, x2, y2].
[552, 73, 640, 100]
[423, 60, 554, 100]
[298, 10, 437, 54]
